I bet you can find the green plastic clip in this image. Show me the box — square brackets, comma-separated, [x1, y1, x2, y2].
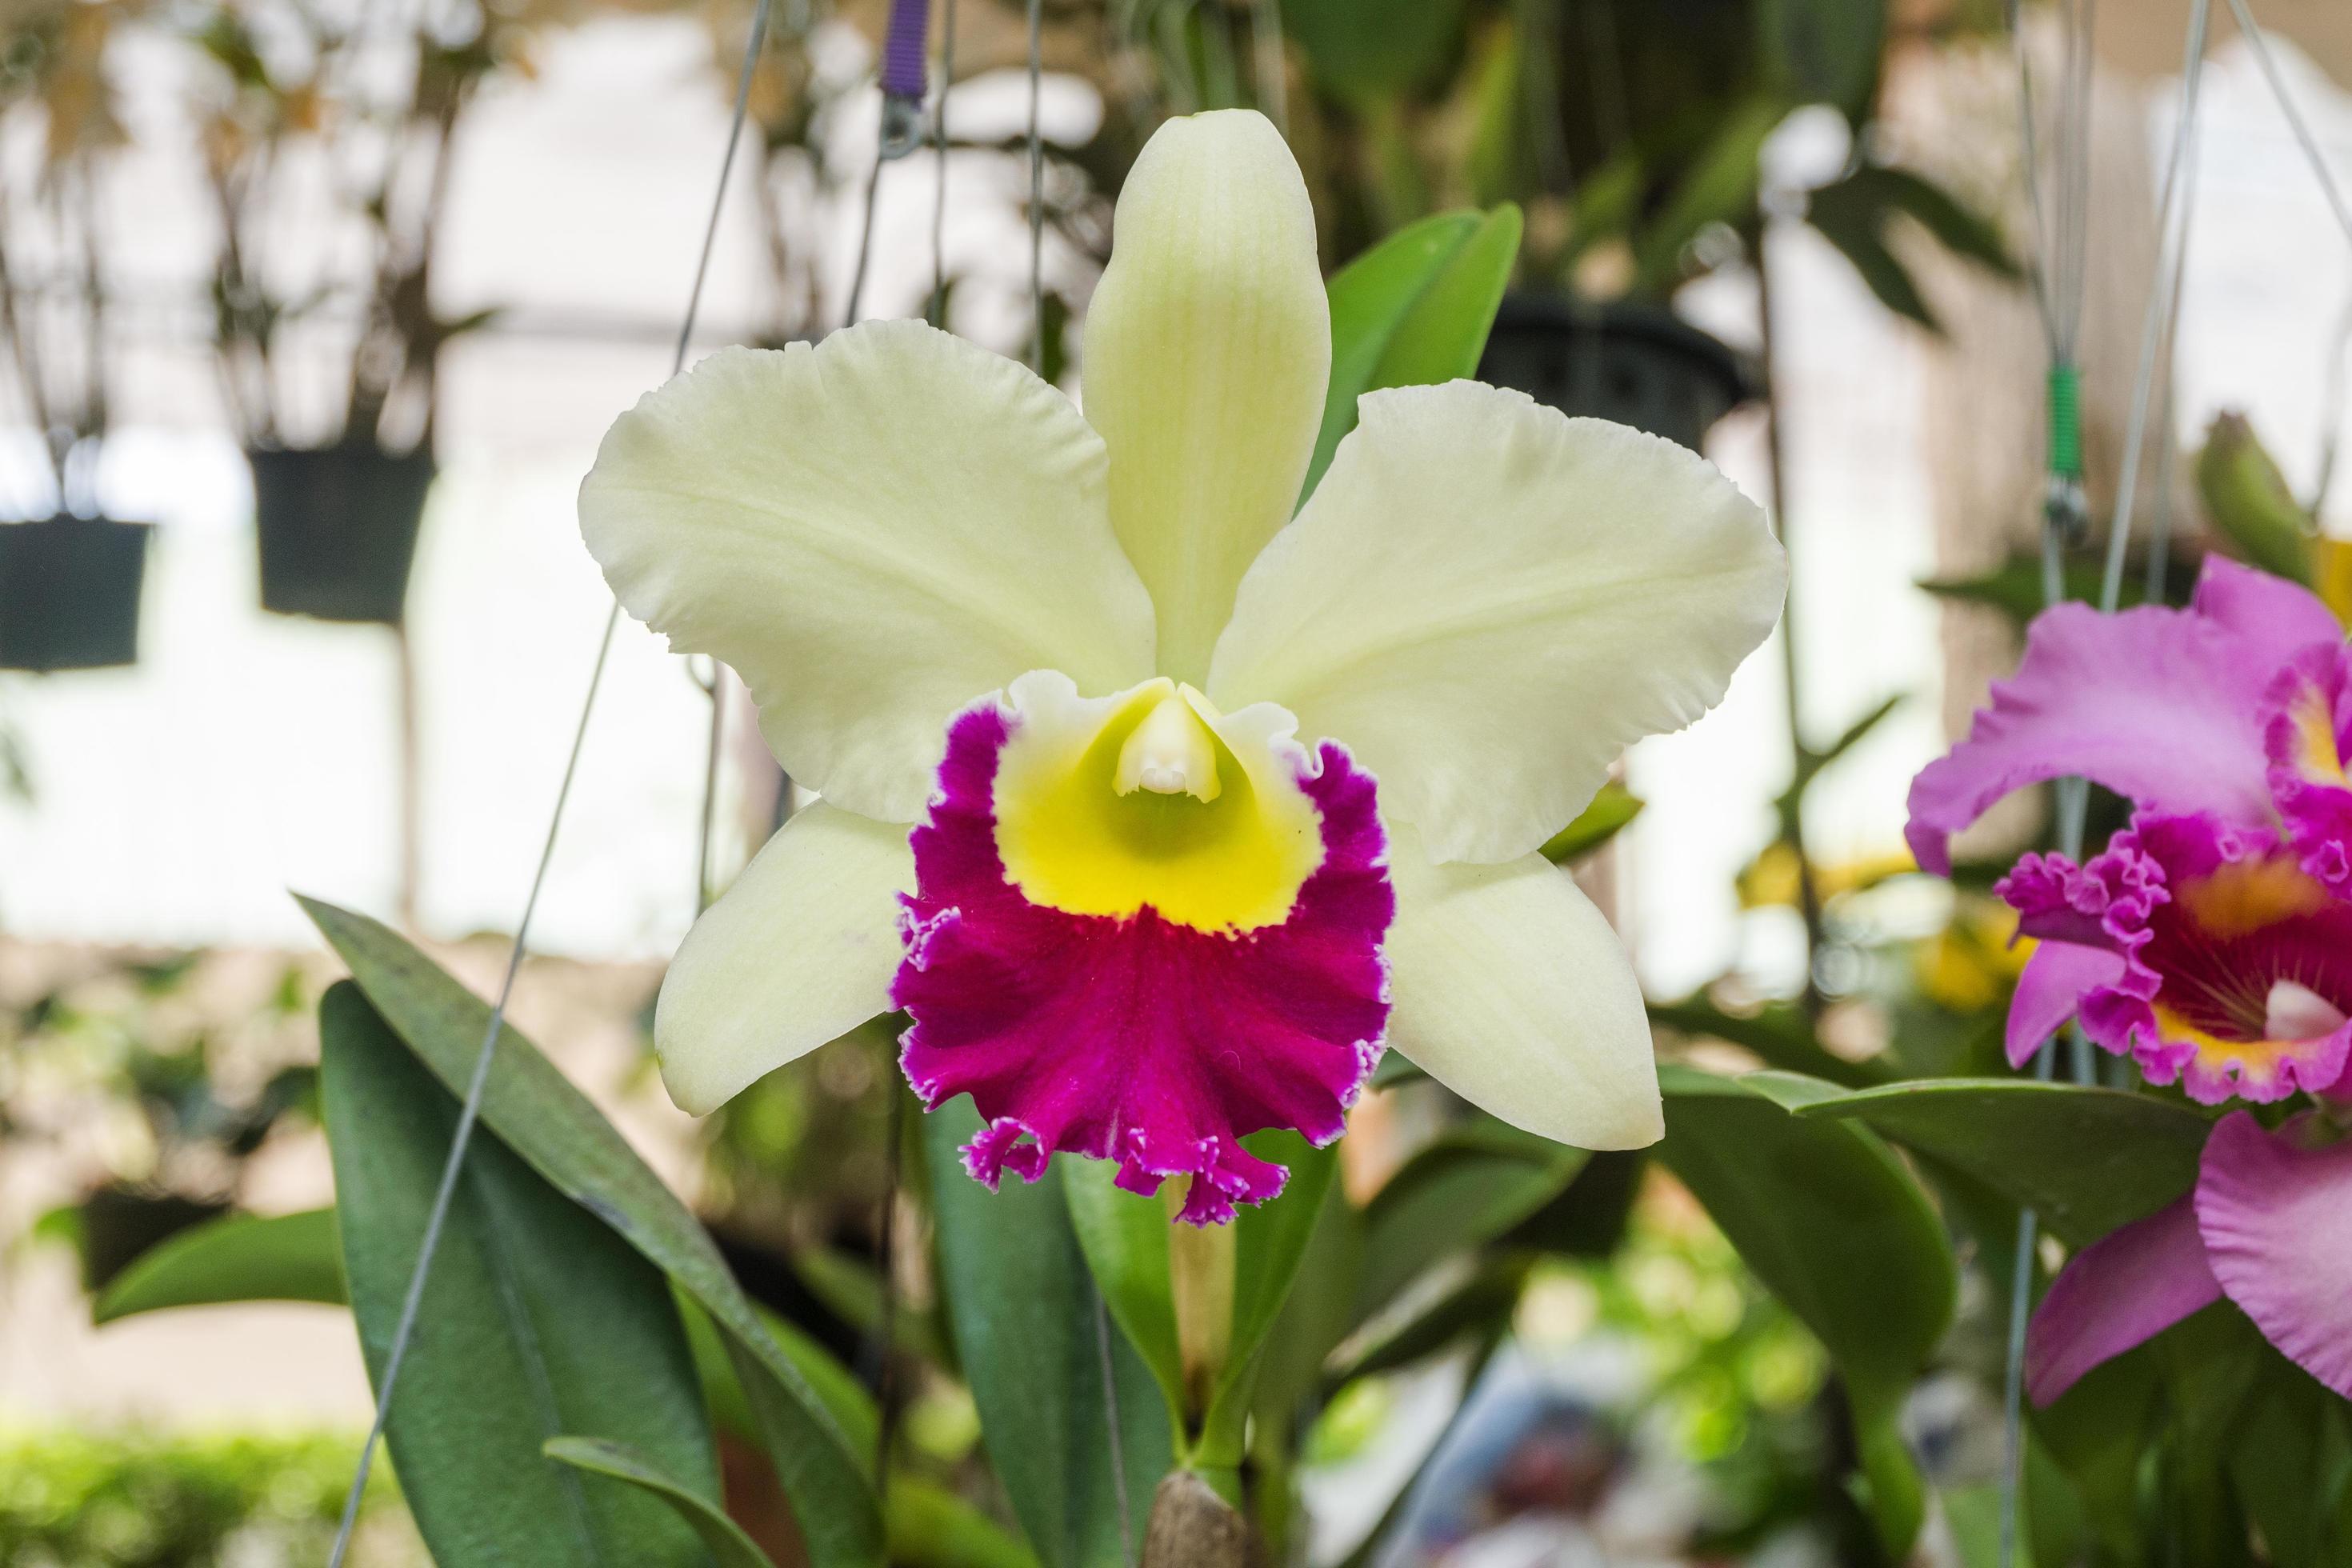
[2046, 362, 2084, 481]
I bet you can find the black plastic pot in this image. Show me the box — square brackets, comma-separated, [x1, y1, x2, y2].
[250, 442, 435, 626]
[0, 514, 153, 671]
[1476, 294, 1755, 454]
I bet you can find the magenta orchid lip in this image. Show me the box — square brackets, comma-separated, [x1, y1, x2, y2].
[893, 686, 1392, 1224]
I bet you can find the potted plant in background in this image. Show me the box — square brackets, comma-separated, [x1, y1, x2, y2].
[0, 0, 151, 673]
[189, 0, 508, 628]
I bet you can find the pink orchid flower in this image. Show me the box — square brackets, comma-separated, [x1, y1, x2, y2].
[1908, 556, 2352, 1402]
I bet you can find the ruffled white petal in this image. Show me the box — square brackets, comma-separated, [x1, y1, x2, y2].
[582, 320, 1156, 826]
[655, 802, 913, 1115]
[1209, 382, 1786, 864]
[1082, 109, 1330, 687]
[1382, 820, 1663, 1150]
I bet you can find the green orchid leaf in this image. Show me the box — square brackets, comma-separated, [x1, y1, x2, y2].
[321, 983, 716, 1568]
[300, 897, 882, 1568]
[1282, 0, 1466, 98]
[1633, 96, 1782, 293]
[1356, 1118, 1586, 1319]
[788, 1242, 951, 1371]
[1329, 1254, 1531, 1389]
[1306, 204, 1523, 500]
[1063, 1159, 1187, 1435]
[1199, 1132, 1340, 1461]
[1658, 1065, 1954, 1558]
[1794, 1077, 2212, 1246]
[678, 1301, 1042, 1568]
[1757, 0, 1886, 118]
[924, 1099, 1173, 1568]
[546, 1438, 778, 1568]
[94, 1207, 344, 1322]
[1538, 781, 1643, 864]
[1245, 1170, 1366, 1428]
[1647, 995, 1878, 1088]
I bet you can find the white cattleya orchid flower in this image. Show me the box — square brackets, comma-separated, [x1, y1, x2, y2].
[580, 109, 1786, 1223]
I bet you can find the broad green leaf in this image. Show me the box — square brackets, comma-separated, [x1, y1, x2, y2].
[678, 1302, 1042, 1568]
[1865, 166, 2019, 277]
[94, 1207, 343, 1322]
[789, 1242, 950, 1371]
[1538, 782, 1643, 864]
[2032, 1342, 2160, 1560]
[546, 1438, 778, 1568]
[1920, 552, 2154, 622]
[1758, 0, 1886, 117]
[1328, 1254, 1530, 1387]
[1634, 96, 1781, 292]
[1247, 1170, 1365, 1426]
[1657, 1065, 1954, 1558]
[321, 983, 715, 1568]
[1795, 1078, 2211, 1246]
[301, 898, 882, 1568]
[1356, 1119, 1586, 1318]
[1200, 1132, 1339, 1462]
[924, 1099, 1173, 1568]
[1808, 175, 1939, 330]
[1283, 0, 1465, 98]
[1063, 1160, 1186, 1438]
[1648, 995, 1878, 1088]
[1305, 205, 1522, 499]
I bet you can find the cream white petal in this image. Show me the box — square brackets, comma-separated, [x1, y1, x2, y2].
[1209, 382, 1786, 864]
[1082, 109, 1330, 688]
[1383, 819, 1662, 1150]
[582, 320, 1156, 826]
[655, 802, 912, 1116]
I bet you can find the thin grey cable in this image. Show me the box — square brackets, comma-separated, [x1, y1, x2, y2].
[2003, 0, 2063, 349]
[843, 126, 890, 328]
[929, 0, 958, 328]
[2100, 0, 2211, 614]
[324, 0, 774, 1559]
[2223, 0, 2352, 250]
[1026, 0, 1046, 375]
[1093, 1286, 1137, 1567]
[695, 655, 724, 914]
[2144, 144, 2201, 604]
[2222, 0, 2352, 517]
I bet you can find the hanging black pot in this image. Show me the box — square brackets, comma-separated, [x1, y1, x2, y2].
[250, 441, 435, 626]
[1476, 294, 1755, 454]
[0, 513, 153, 672]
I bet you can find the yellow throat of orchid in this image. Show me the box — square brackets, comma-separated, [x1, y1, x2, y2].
[991, 676, 1325, 934]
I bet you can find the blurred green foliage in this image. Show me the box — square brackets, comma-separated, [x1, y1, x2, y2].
[0, 1429, 418, 1568]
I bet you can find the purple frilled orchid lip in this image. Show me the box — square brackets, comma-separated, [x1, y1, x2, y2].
[1906, 556, 2352, 1403]
[892, 678, 1392, 1225]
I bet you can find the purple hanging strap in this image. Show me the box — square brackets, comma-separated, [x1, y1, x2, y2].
[878, 0, 931, 157]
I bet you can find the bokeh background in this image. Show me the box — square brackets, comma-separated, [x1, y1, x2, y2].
[5, 0, 2352, 1562]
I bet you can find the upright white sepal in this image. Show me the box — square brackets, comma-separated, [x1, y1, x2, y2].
[1082, 109, 1330, 688]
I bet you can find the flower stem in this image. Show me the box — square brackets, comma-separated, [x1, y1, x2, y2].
[1166, 1181, 1235, 1421]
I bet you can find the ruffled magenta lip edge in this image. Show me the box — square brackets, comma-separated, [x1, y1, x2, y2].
[890, 690, 1396, 1226]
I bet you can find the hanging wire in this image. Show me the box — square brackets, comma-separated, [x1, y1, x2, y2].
[1995, 3, 2214, 1561]
[323, 0, 776, 1560]
[929, 0, 958, 328]
[1026, 0, 1047, 375]
[2100, 0, 2213, 614]
[2218, 0, 2352, 518]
